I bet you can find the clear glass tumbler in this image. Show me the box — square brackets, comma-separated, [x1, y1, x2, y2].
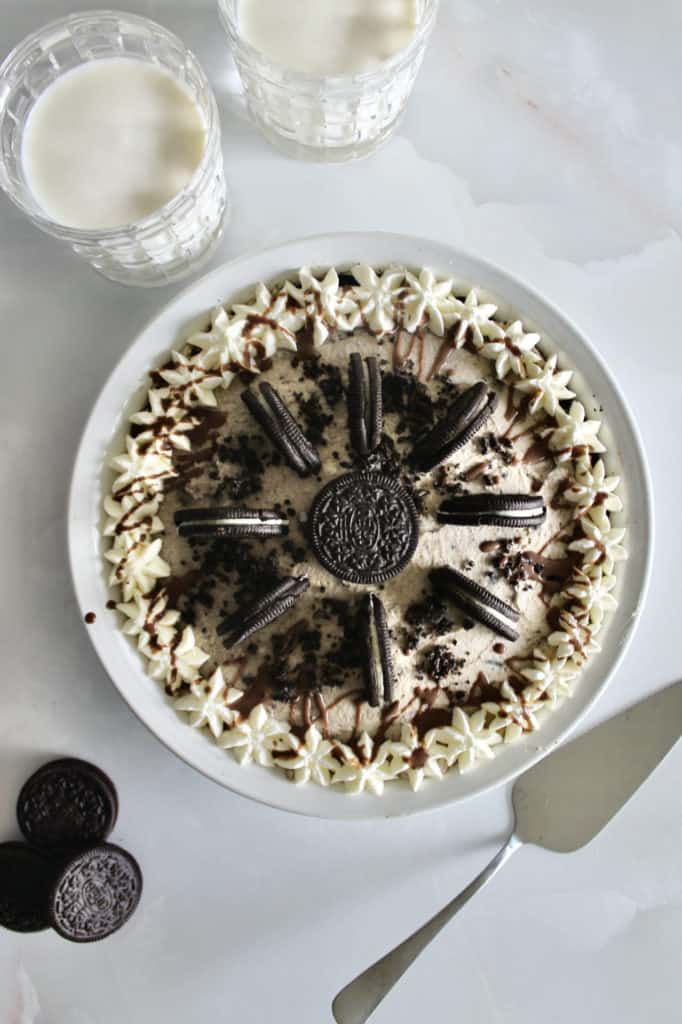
[217, 0, 439, 162]
[0, 11, 228, 287]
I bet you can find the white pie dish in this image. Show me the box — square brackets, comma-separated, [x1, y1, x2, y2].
[67, 232, 653, 820]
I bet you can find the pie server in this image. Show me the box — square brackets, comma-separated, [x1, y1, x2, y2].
[333, 679, 682, 1024]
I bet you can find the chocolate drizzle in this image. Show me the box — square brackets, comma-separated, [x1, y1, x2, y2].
[157, 569, 202, 608]
[114, 495, 153, 535]
[373, 700, 402, 745]
[393, 329, 418, 372]
[522, 438, 551, 465]
[411, 687, 451, 737]
[469, 672, 500, 705]
[187, 408, 226, 448]
[295, 318, 318, 361]
[230, 670, 271, 718]
[427, 335, 455, 380]
[522, 552, 578, 595]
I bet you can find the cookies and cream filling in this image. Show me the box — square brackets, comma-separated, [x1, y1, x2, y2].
[153, 333, 568, 739]
[459, 506, 542, 520]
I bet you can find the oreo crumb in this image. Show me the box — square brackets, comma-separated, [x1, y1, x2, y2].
[401, 594, 454, 653]
[418, 645, 465, 683]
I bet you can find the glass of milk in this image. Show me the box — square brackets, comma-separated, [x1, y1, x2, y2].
[218, 0, 439, 161]
[0, 11, 228, 286]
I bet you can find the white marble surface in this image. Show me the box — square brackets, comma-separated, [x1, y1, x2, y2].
[1, 1, 680, 1020]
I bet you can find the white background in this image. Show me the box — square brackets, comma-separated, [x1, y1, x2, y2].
[1, 2, 681, 1021]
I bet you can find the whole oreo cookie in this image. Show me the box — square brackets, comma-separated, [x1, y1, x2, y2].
[0, 841, 57, 933]
[17, 758, 118, 855]
[438, 493, 546, 528]
[50, 843, 142, 943]
[175, 506, 289, 539]
[309, 471, 419, 585]
[362, 593, 395, 707]
[219, 575, 310, 648]
[411, 382, 498, 472]
[430, 566, 520, 641]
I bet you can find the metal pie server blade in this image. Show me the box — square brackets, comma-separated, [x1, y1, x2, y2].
[513, 678, 682, 851]
[333, 680, 682, 1024]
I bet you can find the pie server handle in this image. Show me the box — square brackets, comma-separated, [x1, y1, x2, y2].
[331, 832, 522, 1024]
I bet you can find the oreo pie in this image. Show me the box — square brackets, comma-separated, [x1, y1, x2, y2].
[104, 264, 625, 794]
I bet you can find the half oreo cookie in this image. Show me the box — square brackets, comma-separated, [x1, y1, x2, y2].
[438, 493, 546, 528]
[242, 381, 321, 477]
[218, 575, 310, 648]
[411, 382, 498, 472]
[362, 593, 395, 707]
[0, 841, 57, 933]
[429, 566, 520, 641]
[17, 758, 118, 856]
[175, 506, 289, 539]
[50, 843, 142, 943]
[347, 353, 383, 456]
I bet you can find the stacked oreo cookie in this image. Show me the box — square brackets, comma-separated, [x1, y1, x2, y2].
[219, 575, 310, 647]
[410, 381, 497, 472]
[242, 381, 321, 476]
[0, 758, 141, 942]
[347, 353, 383, 456]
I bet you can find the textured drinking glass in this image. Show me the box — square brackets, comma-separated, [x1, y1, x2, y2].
[0, 11, 228, 286]
[217, 0, 439, 162]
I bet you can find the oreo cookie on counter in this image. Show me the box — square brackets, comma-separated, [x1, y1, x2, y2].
[411, 382, 497, 473]
[430, 566, 520, 641]
[50, 843, 143, 943]
[0, 758, 143, 943]
[0, 842, 57, 933]
[438, 493, 546, 528]
[17, 757, 118, 855]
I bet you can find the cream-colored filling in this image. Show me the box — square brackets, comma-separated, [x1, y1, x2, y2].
[159, 328, 572, 742]
[181, 516, 289, 527]
[448, 505, 542, 520]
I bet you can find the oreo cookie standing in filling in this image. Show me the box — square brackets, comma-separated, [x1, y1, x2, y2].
[17, 758, 118, 856]
[0, 841, 57, 933]
[429, 566, 520, 641]
[175, 506, 289, 539]
[362, 593, 395, 707]
[309, 471, 419, 585]
[411, 381, 498, 472]
[242, 381, 320, 477]
[438, 493, 547, 528]
[50, 843, 143, 943]
[347, 353, 383, 456]
[219, 575, 310, 648]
